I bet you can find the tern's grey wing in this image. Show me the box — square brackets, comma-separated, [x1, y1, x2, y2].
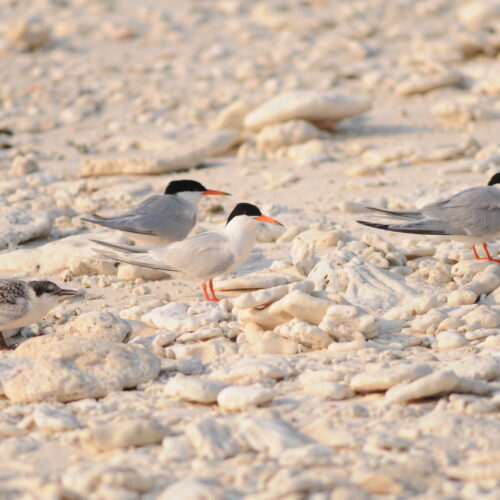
[83, 195, 196, 240]
[149, 231, 234, 279]
[365, 206, 424, 220]
[93, 248, 177, 272]
[421, 186, 500, 236]
[357, 219, 466, 236]
[90, 239, 152, 253]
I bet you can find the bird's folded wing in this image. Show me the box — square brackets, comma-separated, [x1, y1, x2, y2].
[357, 218, 466, 235]
[0, 301, 28, 326]
[90, 239, 153, 253]
[149, 231, 235, 277]
[93, 248, 178, 272]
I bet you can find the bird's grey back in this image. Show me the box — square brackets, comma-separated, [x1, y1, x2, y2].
[91, 194, 196, 240]
[421, 185, 500, 236]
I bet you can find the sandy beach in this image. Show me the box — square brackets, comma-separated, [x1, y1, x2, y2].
[0, 0, 499, 498]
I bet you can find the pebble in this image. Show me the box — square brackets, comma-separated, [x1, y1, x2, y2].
[4, 336, 160, 403]
[436, 330, 469, 350]
[217, 385, 275, 410]
[85, 418, 166, 451]
[385, 370, 459, 404]
[5, 18, 51, 51]
[238, 418, 311, 458]
[244, 90, 371, 131]
[80, 130, 239, 176]
[10, 155, 40, 176]
[164, 375, 227, 404]
[185, 417, 240, 459]
[58, 311, 131, 342]
[351, 364, 432, 392]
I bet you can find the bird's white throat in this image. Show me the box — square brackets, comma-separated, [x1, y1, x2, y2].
[176, 191, 203, 210]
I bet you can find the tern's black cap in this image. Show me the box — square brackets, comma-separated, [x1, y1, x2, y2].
[165, 180, 207, 194]
[226, 203, 262, 224]
[487, 173, 500, 186]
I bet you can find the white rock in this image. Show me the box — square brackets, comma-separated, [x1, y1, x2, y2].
[164, 375, 227, 404]
[58, 311, 131, 342]
[233, 280, 313, 309]
[448, 266, 500, 306]
[211, 100, 254, 130]
[385, 370, 459, 404]
[308, 251, 424, 312]
[462, 305, 500, 329]
[240, 331, 299, 355]
[217, 385, 275, 410]
[117, 264, 168, 281]
[447, 355, 500, 381]
[0, 210, 53, 250]
[86, 418, 166, 450]
[274, 319, 331, 349]
[5, 18, 51, 51]
[236, 289, 332, 330]
[185, 417, 240, 459]
[437, 330, 469, 350]
[10, 155, 39, 176]
[328, 340, 377, 353]
[169, 338, 238, 362]
[209, 354, 295, 383]
[291, 237, 316, 276]
[319, 304, 378, 340]
[244, 90, 371, 131]
[238, 418, 311, 458]
[214, 272, 298, 291]
[256, 119, 325, 151]
[33, 406, 81, 433]
[395, 66, 463, 96]
[458, 1, 500, 29]
[80, 130, 239, 176]
[351, 364, 432, 392]
[0, 358, 33, 395]
[302, 381, 350, 400]
[411, 309, 447, 335]
[160, 435, 196, 462]
[157, 478, 223, 500]
[142, 301, 230, 333]
[0, 232, 116, 275]
[3, 336, 160, 403]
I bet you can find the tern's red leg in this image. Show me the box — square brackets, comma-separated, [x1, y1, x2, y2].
[472, 245, 484, 260]
[482, 243, 500, 263]
[201, 282, 211, 301]
[208, 280, 220, 302]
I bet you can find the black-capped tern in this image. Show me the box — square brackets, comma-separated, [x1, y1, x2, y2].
[92, 203, 283, 301]
[81, 179, 230, 246]
[357, 173, 500, 262]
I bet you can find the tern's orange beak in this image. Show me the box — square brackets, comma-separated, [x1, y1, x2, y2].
[255, 214, 284, 226]
[203, 189, 230, 196]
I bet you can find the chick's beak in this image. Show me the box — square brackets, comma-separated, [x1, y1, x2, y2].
[203, 189, 230, 196]
[255, 214, 284, 226]
[57, 288, 79, 297]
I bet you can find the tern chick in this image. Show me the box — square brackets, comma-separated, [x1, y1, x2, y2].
[0, 279, 77, 349]
[92, 202, 283, 302]
[81, 179, 230, 247]
[357, 173, 500, 262]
